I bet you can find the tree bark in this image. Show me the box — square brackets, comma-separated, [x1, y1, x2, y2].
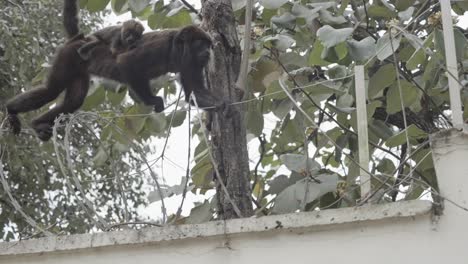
[200, 0, 253, 219]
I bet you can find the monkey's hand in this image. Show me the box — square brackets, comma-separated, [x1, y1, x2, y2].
[7, 114, 21, 135]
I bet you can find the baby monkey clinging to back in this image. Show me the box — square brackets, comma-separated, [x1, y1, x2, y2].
[78, 19, 145, 60]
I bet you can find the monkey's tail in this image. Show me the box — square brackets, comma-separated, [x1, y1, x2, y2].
[63, 0, 80, 39]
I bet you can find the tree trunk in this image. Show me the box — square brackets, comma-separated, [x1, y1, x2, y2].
[201, 0, 253, 219]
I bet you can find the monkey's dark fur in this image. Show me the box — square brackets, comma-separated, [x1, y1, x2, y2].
[78, 20, 145, 60]
[6, 0, 223, 141]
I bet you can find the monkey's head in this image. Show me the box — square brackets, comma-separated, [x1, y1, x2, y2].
[121, 20, 145, 47]
[175, 25, 213, 66]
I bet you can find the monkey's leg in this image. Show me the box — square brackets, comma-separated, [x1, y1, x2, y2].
[6, 85, 62, 115]
[6, 82, 65, 135]
[31, 76, 89, 141]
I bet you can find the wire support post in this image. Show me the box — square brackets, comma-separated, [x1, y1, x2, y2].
[354, 65, 371, 201]
[440, 0, 463, 129]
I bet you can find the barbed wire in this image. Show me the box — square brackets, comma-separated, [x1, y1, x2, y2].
[52, 114, 110, 230]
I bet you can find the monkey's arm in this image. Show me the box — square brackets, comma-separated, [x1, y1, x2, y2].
[110, 34, 125, 56]
[77, 37, 101, 60]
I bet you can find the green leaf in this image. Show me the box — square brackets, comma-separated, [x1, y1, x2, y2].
[271, 12, 296, 29]
[406, 48, 426, 70]
[455, 2, 468, 13]
[376, 33, 401, 61]
[398, 7, 414, 22]
[327, 65, 347, 79]
[107, 88, 127, 106]
[251, 56, 279, 93]
[264, 34, 295, 52]
[268, 175, 291, 195]
[434, 28, 467, 62]
[129, 0, 150, 13]
[87, 0, 110, 12]
[148, 9, 192, 29]
[111, 0, 127, 13]
[386, 80, 420, 114]
[395, 0, 416, 11]
[278, 52, 307, 68]
[368, 64, 396, 99]
[271, 98, 293, 119]
[385, 125, 427, 147]
[405, 185, 424, 200]
[317, 25, 354, 48]
[336, 93, 354, 108]
[259, 0, 288, 9]
[93, 147, 109, 167]
[262, 8, 276, 24]
[335, 42, 348, 60]
[272, 173, 339, 213]
[291, 3, 320, 25]
[368, 4, 397, 19]
[246, 102, 264, 136]
[168, 110, 186, 128]
[347, 37, 377, 61]
[350, 101, 381, 131]
[186, 200, 212, 224]
[280, 154, 321, 173]
[79, 0, 88, 8]
[148, 178, 194, 203]
[146, 113, 168, 134]
[369, 119, 394, 140]
[308, 40, 332, 66]
[319, 9, 346, 25]
[125, 116, 147, 135]
[82, 86, 106, 111]
[422, 56, 440, 90]
[376, 158, 396, 174]
[412, 148, 434, 172]
[191, 158, 213, 193]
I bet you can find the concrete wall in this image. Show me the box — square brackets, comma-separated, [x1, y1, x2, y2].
[0, 129, 467, 264]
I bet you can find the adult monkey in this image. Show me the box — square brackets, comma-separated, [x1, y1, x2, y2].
[6, 0, 224, 141]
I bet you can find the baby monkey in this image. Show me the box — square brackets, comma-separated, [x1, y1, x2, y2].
[78, 20, 145, 60]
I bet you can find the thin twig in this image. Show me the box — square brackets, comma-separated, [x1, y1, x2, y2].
[82, 123, 130, 223]
[179, 0, 200, 17]
[174, 104, 192, 221]
[52, 115, 108, 230]
[361, 0, 378, 40]
[389, 27, 413, 195]
[63, 115, 110, 228]
[236, 0, 253, 97]
[251, 134, 266, 199]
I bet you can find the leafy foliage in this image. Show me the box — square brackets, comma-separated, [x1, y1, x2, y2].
[237, 0, 468, 216]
